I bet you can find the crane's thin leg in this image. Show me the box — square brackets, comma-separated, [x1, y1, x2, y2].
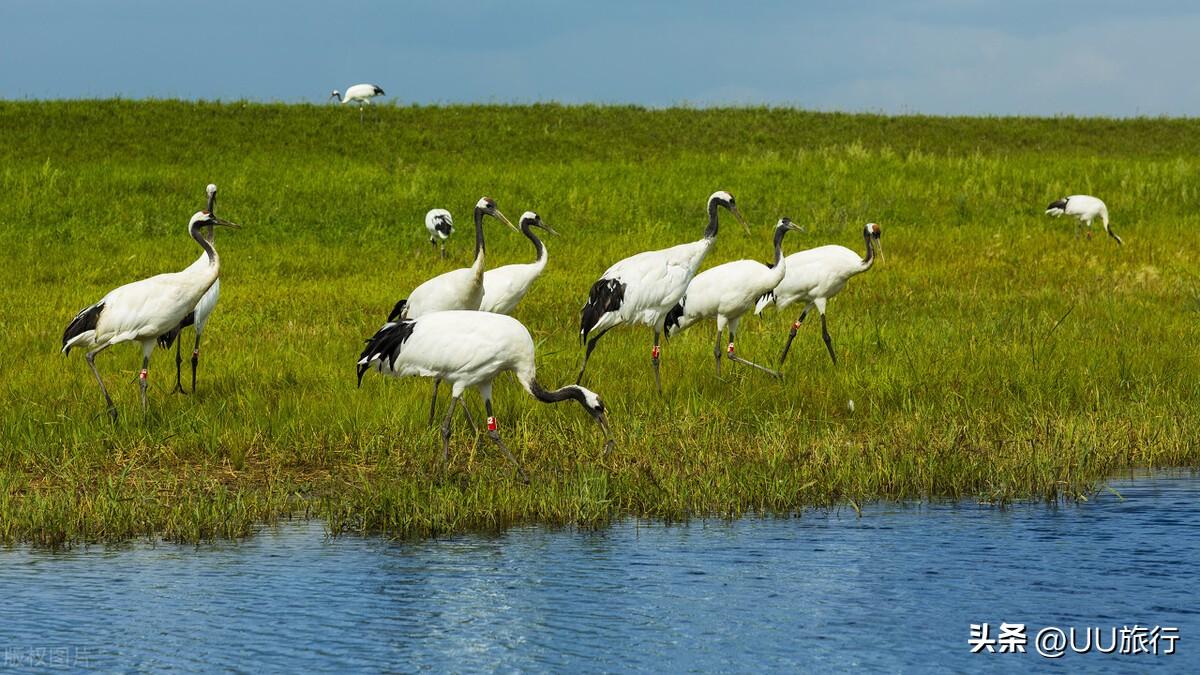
[85, 347, 117, 423]
[778, 309, 808, 367]
[820, 312, 838, 365]
[576, 327, 611, 385]
[359, 104, 364, 125]
[651, 329, 663, 395]
[727, 328, 781, 378]
[190, 332, 201, 394]
[428, 377, 442, 425]
[171, 335, 185, 394]
[713, 328, 723, 375]
[484, 399, 530, 484]
[460, 400, 481, 437]
[139, 354, 150, 413]
[439, 395, 458, 465]
[430, 238, 438, 256]
[440, 241, 447, 259]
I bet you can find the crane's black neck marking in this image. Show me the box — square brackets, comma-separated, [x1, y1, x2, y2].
[473, 206, 487, 263]
[768, 223, 790, 268]
[861, 228, 877, 269]
[704, 198, 722, 240]
[192, 218, 217, 264]
[528, 379, 588, 405]
[205, 190, 217, 242]
[521, 221, 546, 262]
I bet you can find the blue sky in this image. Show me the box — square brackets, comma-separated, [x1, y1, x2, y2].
[3, 1, 1198, 116]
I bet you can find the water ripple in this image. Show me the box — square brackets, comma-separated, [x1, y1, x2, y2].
[2, 472, 1198, 671]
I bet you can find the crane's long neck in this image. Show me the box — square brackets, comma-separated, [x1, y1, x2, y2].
[860, 230, 877, 271]
[703, 199, 721, 240]
[770, 226, 788, 268]
[470, 205, 484, 278]
[522, 223, 547, 268]
[188, 223, 220, 295]
[519, 374, 614, 446]
[765, 225, 789, 284]
[205, 193, 216, 243]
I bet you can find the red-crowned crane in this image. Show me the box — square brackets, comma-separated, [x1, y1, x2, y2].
[479, 211, 558, 315]
[158, 183, 229, 393]
[425, 208, 454, 258]
[386, 197, 516, 422]
[577, 191, 749, 394]
[663, 217, 803, 377]
[330, 83, 385, 123]
[62, 210, 241, 421]
[357, 310, 616, 483]
[755, 223, 882, 366]
[1045, 195, 1122, 245]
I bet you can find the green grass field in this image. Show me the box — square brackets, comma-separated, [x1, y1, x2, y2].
[1, 100, 1197, 546]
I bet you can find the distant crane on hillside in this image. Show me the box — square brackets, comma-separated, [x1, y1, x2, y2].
[1045, 195, 1122, 245]
[330, 83, 386, 123]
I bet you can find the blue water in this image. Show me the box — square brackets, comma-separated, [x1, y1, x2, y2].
[2, 472, 1197, 672]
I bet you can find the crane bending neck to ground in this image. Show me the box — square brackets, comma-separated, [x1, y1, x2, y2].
[357, 311, 615, 483]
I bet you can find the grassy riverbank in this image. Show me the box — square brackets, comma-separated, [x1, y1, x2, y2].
[1, 100, 1197, 545]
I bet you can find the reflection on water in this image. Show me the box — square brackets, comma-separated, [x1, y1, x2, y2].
[3, 472, 1198, 671]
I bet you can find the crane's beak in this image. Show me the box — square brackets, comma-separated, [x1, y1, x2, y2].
[874, 234, 884, 262]
[594, 411, 616, 454]
[785, 221, 803, 232]
[213, 216, 241, 229]
[731, 204, 751, 235]
[535, 221, 561, 236]
[491, 209, 518, 232]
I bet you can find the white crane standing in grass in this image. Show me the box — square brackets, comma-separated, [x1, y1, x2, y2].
[425, 208, 454, 258]
[1045, 195, 1122, 245]
[755, 223, 882, 367]
[159, 183, 227, 394]
[357, 310, 616, 483]
[330, 83, 385, 123]
[577, 191, 749, 394]
[479, 211, 558, 315]
[61, 209, 241, 421]
[664, 217, 803, 377]
[386, 197, 517, 422]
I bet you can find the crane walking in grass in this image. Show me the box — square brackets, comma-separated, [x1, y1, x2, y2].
[756, 223, 882, 367]
[480, 211, 558, 315]
[1045, 195, 1122, 245]
[664, 217, 803, 377]
[357, 310, 616, 483]
[577, 191, 749, 394]
[330, 83, 385, 123]
[158, 183, 228, 394]
[425, 208, 454, 258]
[61, 210, 241, 421]
[386, 197, 517, 423]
